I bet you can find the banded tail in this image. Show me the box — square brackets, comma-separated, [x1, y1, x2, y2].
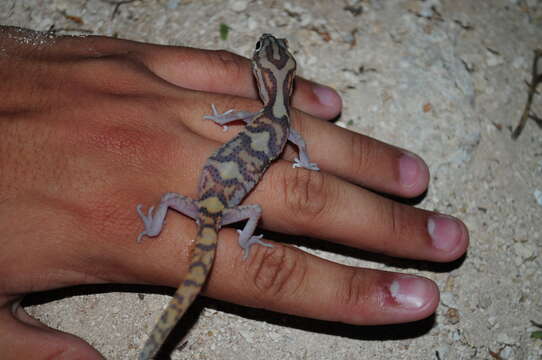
[139, 213, 219, 360]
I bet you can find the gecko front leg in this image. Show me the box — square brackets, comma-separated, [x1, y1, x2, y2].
[136, 192, 199, 242]
[288, 128, 319, 171]
[204, 104, 260, 131]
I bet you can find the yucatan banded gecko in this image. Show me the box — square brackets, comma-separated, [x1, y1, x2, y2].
[136, 33, 319, 359]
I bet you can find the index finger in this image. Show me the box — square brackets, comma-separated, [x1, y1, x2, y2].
[136, 42, 343, 120]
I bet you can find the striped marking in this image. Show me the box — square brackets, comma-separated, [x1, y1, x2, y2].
[138, 214, 219, 360]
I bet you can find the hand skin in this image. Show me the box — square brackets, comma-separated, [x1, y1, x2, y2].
[0, 26, 468, 359]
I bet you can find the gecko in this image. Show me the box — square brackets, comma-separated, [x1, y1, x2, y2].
[135, 33, 319, 359]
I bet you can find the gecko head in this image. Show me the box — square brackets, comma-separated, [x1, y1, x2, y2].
[252, 34, 297, 105]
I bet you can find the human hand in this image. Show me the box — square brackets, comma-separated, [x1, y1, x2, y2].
[0, 26, 468, 359]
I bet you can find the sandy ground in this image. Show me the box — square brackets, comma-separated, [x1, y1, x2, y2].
[1, 0, 541, 359]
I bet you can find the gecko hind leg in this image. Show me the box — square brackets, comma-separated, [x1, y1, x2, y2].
[222, 204, 272, 259]
[203, 104, 259, 131]
[136, 192, 199, 242]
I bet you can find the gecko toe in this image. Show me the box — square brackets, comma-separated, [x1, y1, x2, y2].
[136, 231, 147, 243]
[293, 158, 319, 171]
[240, 234, 272, 259]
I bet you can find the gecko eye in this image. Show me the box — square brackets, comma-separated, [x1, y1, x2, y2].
[254, 40, 262, 51]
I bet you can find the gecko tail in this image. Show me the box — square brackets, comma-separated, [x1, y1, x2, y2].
[139, 217, 219, 360]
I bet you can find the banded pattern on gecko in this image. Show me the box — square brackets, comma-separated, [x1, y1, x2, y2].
[136, 34, 318, 359]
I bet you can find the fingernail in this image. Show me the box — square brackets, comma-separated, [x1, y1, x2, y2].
[398, 152, 424, 189]
[313, 85, 341, 108]
[428, 215, 463, 252]
[389, 275, 435, 310]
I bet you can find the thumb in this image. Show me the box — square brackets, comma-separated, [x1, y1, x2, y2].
[0, 300, 105, 360]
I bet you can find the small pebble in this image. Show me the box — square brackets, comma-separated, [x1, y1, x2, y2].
[231, 0, 248, 12]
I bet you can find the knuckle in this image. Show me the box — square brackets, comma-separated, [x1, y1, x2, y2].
[337, 267, 373, 308]
[389, 200, 401, 237]
[281, 167, 329, 226]
[383, 199, 404, 241]
[66, 53, 162, 104]
[77, 102, 179, 180]
[376, 199, 410, 252]
[208, 49, 246, 81]
[247, 245, 308, 304]
[349, 132, 376, 176]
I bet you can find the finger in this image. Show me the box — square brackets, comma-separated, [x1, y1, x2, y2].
[254, 161, 469, 263]
[127, 218, 438, 325]
[130, 118, 466, 264]
[175, 92, 428, 198]
[205, 234, 440, 325]
[286, 112, 431, 198]
[129, 222, 439, 325]
[0, 301, 104, 360]
[136, 43, 342, 120]
[49, 34, 340, 120]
